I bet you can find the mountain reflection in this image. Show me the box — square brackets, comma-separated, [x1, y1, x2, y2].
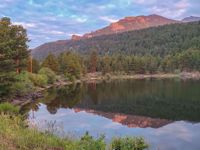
[24, 79, 200, 127]
[74, 108, 172, 128]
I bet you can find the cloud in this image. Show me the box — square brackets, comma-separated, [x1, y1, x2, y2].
[133, 0, 156, 5]
[99, 16, 118, 23]
[148, 0, 191, 19]
[13, 21, 37, 28]
[47, 30, 66, 35]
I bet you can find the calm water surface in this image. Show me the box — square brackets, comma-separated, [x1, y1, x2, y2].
[24, 79, 200, 150]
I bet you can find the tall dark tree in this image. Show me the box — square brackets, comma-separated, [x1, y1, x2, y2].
[89, 51, 97, 73]
[29, 58, 40, 73]
[0, 17, 29, 96]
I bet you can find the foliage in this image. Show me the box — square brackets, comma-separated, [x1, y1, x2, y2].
[37, 49, 200, 79]
[96, 50, 200, 74]
[0, 103, 19, 115]
[0, 17, 29, 97]
[11, 71, 34, 96]
[110, 137, 148, 150]
[42, 53, 59, 73]
[58, 52, 82, 79]
[78, 132, 106, 150]
[29, 73, 48, 87]
[39, 67, 56, 84]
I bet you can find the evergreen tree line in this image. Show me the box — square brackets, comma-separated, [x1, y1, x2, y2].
[35, 49, 200, 78]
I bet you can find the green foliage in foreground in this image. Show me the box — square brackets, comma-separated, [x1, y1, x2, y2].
[110, 137, 148, 150]
[0, 102, 19, 115]
[0, 103, 148, 150]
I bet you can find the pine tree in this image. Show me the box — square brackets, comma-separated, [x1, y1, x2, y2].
[89, 51, 97, 73]
[58, 52, 82, 78]
[42, 53, 59, 73]
[0, 17, 29, 96]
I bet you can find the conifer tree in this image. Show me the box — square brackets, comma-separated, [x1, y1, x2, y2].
[42, 53, 59, 73]
[0, 17, 29, 96]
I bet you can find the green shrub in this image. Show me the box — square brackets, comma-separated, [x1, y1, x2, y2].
[65, 73, 76, 82]
[0, 103, 19, 115]
[39, 67, 56, 84]
[11, 71, 34, 96]
[110, 137, 148, 150]
[29, 73, 48, 87]
[78, 132, 106, 150]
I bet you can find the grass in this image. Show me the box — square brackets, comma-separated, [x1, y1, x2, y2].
[0, 102, 20, 115]
[0, 103, 148, 150]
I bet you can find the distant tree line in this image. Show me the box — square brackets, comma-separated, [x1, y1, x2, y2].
[33, 48, 200, 79]
[33, 21, 200, 60]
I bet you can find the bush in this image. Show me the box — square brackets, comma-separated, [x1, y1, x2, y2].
[0, 103, 19, 115]
[39, 67, 56, 84]
[11, 71, 34, 96]
[110, 137, 148, 150]
[78, 132, 106, 150]
[65, 73, 76, 82]
[29, 73, 48, 87]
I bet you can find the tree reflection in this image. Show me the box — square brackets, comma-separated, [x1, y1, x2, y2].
[25, 79, 200, 121]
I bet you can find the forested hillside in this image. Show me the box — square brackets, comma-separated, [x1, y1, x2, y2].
[32, 21, 200, 60]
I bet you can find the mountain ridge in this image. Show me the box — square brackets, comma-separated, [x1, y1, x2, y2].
[32, 15, 200, 60]
[182, 16, 200, 22]
[71, 14, 179, 40]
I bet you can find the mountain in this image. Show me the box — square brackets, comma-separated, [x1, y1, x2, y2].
[32, 17, 200, 60]
[182, 16, 200, 22]
[71, 14, 178, 40]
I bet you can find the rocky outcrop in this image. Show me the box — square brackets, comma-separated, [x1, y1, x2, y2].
[72, 14, 179, 40]
[71, 34, 82, 40]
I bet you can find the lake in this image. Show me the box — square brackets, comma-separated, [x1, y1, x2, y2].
[24, 78, 200, 150]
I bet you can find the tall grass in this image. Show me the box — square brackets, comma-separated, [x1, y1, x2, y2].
[0, 102, 19, 115]
[0, 103, 149, 150]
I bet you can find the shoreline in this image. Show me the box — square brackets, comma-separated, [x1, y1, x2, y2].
[82, 72, 200, 81]
[11, 72, 200, 107]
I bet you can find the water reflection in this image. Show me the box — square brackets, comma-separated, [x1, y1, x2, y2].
[74, 108, 172, 128]
[23, 79, 200, 149]
[28, 104, 200, 150]
[25, 79, 200, 122]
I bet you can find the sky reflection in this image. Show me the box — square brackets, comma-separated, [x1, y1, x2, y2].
[29, 104, 200, 150]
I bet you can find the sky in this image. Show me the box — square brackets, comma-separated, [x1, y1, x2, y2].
[0, 0, 199, 48]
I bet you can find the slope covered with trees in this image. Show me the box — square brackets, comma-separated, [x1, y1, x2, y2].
[32, 21, 200, 60]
